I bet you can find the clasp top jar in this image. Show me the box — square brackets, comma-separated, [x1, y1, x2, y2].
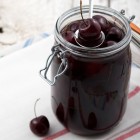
[40, 5, 132, 135]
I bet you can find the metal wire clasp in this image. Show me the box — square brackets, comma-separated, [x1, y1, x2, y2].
[39, 44, 68, 86]
[120, 9, 135, 23]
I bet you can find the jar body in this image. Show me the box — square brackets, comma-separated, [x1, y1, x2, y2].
[51, 45, 131, 135]
[47, 6, 132, 135]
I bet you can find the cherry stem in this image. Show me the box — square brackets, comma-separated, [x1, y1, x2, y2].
[34, 98, 40, 118]
[89, 0, 94, 18]
[80, 0, 87, 26]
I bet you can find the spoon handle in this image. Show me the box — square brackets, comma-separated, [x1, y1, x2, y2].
[107, 0, 111, 7]
[89, 0, 94, 18]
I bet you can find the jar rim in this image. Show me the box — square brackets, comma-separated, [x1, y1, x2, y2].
[54, 5, 132, 58]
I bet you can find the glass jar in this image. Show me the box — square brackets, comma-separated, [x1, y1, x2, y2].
[40, 5, 132, 135]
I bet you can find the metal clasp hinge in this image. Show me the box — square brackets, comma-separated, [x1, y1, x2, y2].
[120, 9, 135, 23]
[39, 44, 69, 86]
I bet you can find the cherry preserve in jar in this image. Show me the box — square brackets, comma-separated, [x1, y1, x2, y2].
[40, 5, 132, 135]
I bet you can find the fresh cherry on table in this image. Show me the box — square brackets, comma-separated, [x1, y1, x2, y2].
[30, 115, 50, 137]
[30, 99, 50, 137]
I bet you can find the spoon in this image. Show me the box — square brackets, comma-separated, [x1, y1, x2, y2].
[89, 0, 94, 18]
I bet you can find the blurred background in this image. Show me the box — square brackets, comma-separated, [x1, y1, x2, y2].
[0, 0, 139, 51]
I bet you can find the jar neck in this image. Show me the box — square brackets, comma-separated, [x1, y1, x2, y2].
[54, 5, 132, 58]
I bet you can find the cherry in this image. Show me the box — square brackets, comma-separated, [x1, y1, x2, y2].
[30, 99, 50, 137]
[87, 112, 97, 129]
[106, 26, 124, 42]
[106, 40, 117, 46]
[93, 15, 110, 34]
[100, 40, 117, 48]
[62, 30, 77, 44]
[79, 18, 101, 40]
[78, 18, 104, 47]
[56, 103, 65, 123]
[67, 21, 80, 32]
[30, 115, 50, 137]
[68, 97, 75, 117]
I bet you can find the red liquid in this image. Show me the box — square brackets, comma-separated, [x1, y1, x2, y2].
[51, 18, 131, 135]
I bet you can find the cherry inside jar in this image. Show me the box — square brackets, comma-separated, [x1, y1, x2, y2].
[40, 6, 132, 135]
